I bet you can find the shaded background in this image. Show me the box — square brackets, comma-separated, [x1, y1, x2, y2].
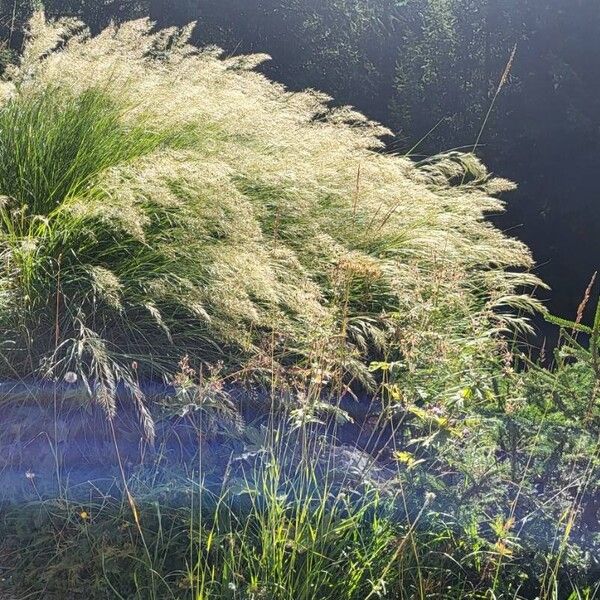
[3, 0, 600, 333]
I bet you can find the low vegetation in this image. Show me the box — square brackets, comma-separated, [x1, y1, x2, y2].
[0, 12, 597, 600]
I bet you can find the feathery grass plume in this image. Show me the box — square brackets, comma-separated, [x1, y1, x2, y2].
[575, 271, 597, 328]
[472, 42, 518, 155]
[0, 12, 541, 430]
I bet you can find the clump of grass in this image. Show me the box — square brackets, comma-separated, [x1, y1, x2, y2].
[0, 12, 541, 431]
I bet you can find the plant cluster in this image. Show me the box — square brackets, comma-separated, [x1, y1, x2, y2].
[0, 12, 538, 429]
[0, 12, 597, 600]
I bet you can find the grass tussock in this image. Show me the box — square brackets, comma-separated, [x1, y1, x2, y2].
[0, 12, 541, 429]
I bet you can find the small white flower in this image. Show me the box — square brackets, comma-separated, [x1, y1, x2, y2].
[228, 582, 237, 591]
[25, 470, 36, 480]
[64, 371, 78, 384]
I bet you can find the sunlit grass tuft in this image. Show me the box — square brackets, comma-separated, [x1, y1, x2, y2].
[0, 12, 541, 432]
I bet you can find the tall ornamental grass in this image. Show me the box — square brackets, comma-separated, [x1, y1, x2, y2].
[0, 12, 540, 429]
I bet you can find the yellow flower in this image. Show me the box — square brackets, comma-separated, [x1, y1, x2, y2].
[494, 541, 513, 557]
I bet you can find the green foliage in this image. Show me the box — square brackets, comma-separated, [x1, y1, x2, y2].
[0, 427, 419, 599]
[391, 0, 519, 149]
[0, 82, 223, 433]
[0, 8, 597, 600]
[1, 418, 598, 599]
[0, 87, 164, 218]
